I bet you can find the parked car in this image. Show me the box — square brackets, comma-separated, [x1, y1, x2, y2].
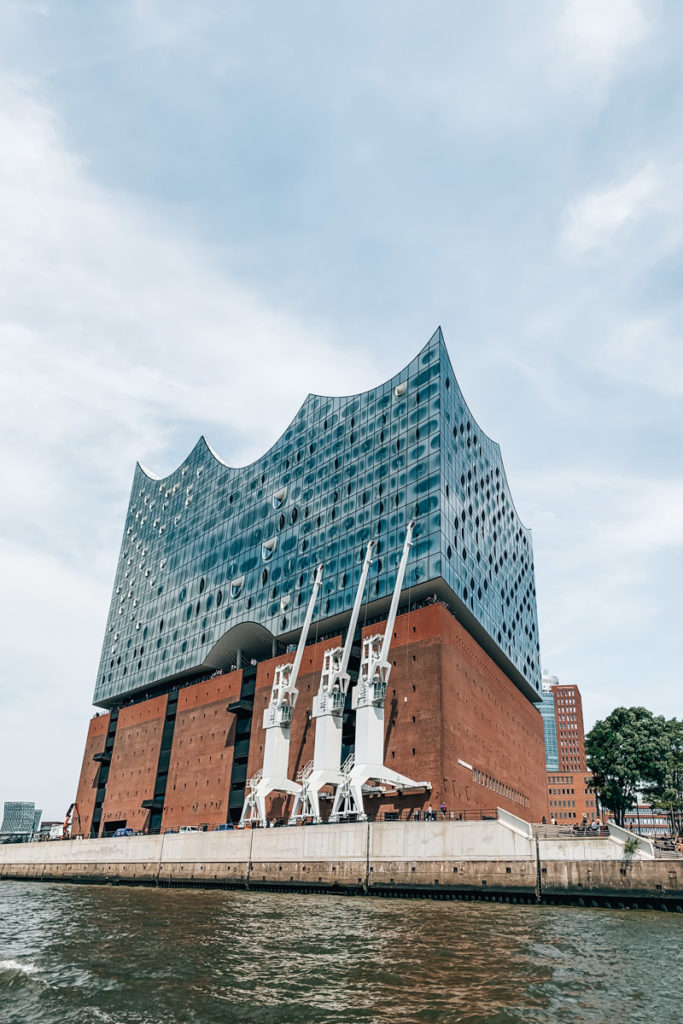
[215, 823, 233, 831]
[113, 828, 134, 837]
[178, 826, 200, 833]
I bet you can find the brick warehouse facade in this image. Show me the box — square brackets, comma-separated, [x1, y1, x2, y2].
[74, 603, 548, 833]
[73, 330, 550, 832]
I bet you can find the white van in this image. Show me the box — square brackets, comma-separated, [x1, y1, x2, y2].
[178, 825, 200, 833]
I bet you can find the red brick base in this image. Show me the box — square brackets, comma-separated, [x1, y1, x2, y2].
[73, 603, 549, 831]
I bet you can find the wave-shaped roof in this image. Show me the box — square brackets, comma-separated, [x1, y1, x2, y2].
[96, 328, 540, 708]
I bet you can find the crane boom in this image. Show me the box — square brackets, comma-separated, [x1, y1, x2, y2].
[290, 563, 324, 684]
[379, 521, 414, 664]
[339, 541, 374, 680]
[288, 542, 374, 824]
[241, 563, 324, 826]
[62, 802, 81, 839]
[331, 520, 430, 822]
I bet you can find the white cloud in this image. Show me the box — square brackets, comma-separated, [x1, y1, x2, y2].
[527, 468, 683, 564]
[524, 469, 683, 714]
[557, 0, 651, 80]
[0, 539, 109, 819]
[0, 72, 383, 559]
[562, 164, 661, 252]
[0, 71, 384, 816]
[598, 477, 683, 554]
[326, 0, 653, 141]
[598, 315, 683, 396]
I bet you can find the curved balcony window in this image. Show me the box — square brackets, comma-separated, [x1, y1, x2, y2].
[230, 575, 245, 599]
[272, 487, 287, 510]
[262, 538, 277, 561]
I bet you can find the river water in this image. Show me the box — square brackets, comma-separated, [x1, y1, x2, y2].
[0, 882, 680, 1024]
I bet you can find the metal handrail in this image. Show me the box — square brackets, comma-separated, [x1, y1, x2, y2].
[246, 768, 263, 789]
[297, 760, 314, 783]
[532, 824, 610, 840]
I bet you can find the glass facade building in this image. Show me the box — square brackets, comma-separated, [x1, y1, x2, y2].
[0, 802, 41, 837]
[94, 329, 541, 709]
[540, 676, 559, 771]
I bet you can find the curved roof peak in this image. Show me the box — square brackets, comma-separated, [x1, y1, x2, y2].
[135, 327, 445, 482]
[133, 323, 531, 536]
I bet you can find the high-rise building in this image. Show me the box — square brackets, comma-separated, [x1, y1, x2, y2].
[553, 682, 586, 772]
[74, 329, 548, 834]
[0, 802, 41, 838]
[540, 672, 587, 772]
[540, 672, 594, 824]
[539, 673, 559, 771]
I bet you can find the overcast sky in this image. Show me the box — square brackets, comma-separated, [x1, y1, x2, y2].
[1, 1, 681, 819]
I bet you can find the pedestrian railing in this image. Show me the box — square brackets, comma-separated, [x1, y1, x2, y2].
[373, 808, 498, 823]
[532, 824, 610, 840]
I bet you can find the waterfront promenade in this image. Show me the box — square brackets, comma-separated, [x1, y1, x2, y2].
[1, 813, 680, 911]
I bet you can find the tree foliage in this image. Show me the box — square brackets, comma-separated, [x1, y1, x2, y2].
[585, 707, 669, 827]
[641, 717, 683, 835]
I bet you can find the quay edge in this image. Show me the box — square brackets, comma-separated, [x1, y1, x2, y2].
[1, 819, 681, 912]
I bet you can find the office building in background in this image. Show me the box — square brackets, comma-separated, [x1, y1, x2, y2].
[540, 672, 598, 824]
[0, 802, 42, 841]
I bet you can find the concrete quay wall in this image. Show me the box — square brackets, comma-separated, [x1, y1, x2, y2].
[1, 821, 681, 909]
[541, 858, 681, 903]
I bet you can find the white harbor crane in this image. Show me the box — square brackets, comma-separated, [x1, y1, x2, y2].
[289, 542, 375, 824]
[239, 564, 323, 826]
[330, 522, 431, 821]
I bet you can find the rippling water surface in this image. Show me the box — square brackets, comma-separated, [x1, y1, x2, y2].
[0, 882, 680, 1024]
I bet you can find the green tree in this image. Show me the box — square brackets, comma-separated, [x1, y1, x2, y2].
[641, 718, 683, 836]
[586, 707, 668, 827]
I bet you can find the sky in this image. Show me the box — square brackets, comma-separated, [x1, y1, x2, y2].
[1, 0, 681, 819]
